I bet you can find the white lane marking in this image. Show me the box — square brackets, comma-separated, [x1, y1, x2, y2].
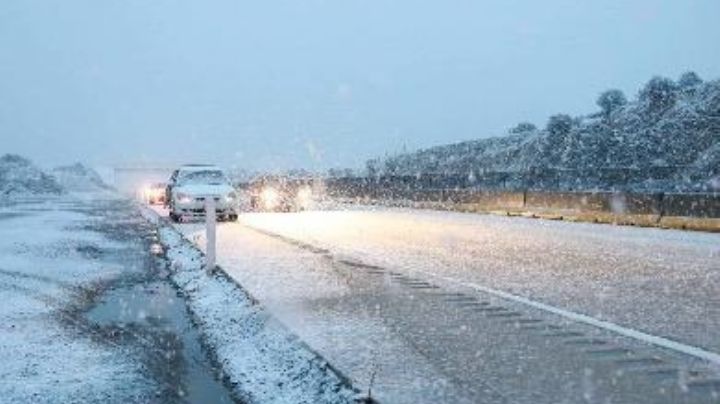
[238, 222, 720, 367]
[410, 268, 720, 366]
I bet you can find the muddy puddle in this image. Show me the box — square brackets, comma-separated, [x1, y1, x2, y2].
[86, 255, 236, 403]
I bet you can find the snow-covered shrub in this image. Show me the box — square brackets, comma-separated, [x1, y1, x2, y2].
[358, 74, 720, 192]
[678, 71, 703, 89]
[639, 76, 678, 113]
[596, 89, 627, 117]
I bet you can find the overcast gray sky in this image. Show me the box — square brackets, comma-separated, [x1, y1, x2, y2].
[1, 0, 719, 171]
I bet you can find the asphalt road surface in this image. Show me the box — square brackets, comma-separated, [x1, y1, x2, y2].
[161, 205, 720, 403]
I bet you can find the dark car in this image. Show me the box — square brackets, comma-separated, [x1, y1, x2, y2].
[247, 176, 313, 212]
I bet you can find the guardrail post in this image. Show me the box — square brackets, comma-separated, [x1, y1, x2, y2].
[205, 197, 216, 275]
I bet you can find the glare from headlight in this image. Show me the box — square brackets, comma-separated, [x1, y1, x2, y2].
[261, 187, 279, 209]
[140, 185, 151, 201]
[225, 192, 237, 202]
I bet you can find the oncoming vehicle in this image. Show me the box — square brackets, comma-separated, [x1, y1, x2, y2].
[143, 182, 166, 205]
[248, 176, 313, 212]
[166, 164, 238, 222]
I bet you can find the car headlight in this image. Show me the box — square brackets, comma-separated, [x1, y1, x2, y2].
[261, 187, 279, 209]
[176, 193, 192, 204]
[141, 186, 152, 200]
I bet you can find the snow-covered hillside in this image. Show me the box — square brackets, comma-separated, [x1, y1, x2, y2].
[369, 73, 720, 192]
[52, 163, 112, 192]
[0, 154, 63, 196]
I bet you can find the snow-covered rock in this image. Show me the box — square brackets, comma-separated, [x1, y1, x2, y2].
[0, 154, 63, 196]
[52, 162, 112, 192]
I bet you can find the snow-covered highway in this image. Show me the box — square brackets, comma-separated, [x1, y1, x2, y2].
[163, 206, 720, 403]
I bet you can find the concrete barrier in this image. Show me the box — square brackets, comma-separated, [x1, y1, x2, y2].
[524, 192, 664, 215]
[466, 191, 525, 209]
[525, 192, 607, 212]
[662, 193, 720, 218]
[323, 178, 719, 221]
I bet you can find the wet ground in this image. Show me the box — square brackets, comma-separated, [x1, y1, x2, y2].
[0, 195, 238, 403]
[78, 199, 238, 404]
[84, 248, 236, 403]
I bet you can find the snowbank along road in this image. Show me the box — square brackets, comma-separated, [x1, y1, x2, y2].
[159, 205, 720, 404]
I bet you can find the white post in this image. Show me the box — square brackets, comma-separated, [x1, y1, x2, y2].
[205, 197, 217, 275]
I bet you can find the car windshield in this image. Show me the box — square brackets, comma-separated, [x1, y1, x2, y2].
[178, 170, 226, 185]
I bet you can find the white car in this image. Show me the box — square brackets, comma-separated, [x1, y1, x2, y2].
[166, 164, 238, 222]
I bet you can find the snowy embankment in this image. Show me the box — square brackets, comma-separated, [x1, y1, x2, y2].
[1, 154, 112, 200]
[373, 75, 720, 192]
[0, 154, 63, 197]
[144, 210, 358, 404]
[52, 163, 113, 193]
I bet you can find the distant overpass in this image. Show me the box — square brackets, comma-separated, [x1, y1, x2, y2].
[112, 165, 175, 196]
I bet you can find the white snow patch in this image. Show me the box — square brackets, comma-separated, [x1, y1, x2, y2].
[0, 199, 150, 402]
[153, 219, 357, 404]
